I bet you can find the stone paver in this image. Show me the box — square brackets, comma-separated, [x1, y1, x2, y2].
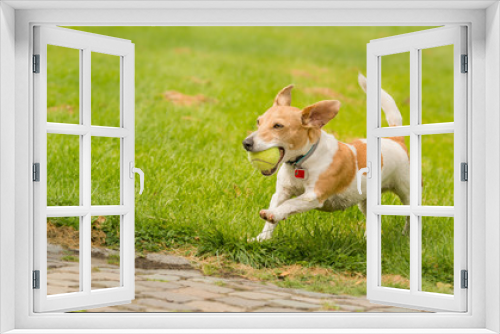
[140, 290, 201, 303]
[253, 307, 302, 312]
[185, 300, 245, 312]
[136, 280, 181, 291]
[170, 287, 224, 300]
[47, 243, 424, 313]
[290, 295, 324, 305]
[176, 280, 235, 294]
[270, 299, 319, 310]
[135, 298, 199, 311]
[229, 291, 283, 300]
[155, 269, 203, 278]
[215, 296, 268, 309]
[332, 303, 364, 312]
[143, 274, 181, 282]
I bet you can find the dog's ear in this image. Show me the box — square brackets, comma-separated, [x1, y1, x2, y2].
[302, 100, 341, 128]
[273, 85, 294, 107]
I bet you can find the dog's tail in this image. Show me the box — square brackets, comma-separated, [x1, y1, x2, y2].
[358, 73, 402, 127]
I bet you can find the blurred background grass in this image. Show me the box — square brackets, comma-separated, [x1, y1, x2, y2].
[46, 26, 455, 295]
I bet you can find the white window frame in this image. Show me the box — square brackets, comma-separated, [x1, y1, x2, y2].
[33, 26, 136, 313]
[0, 2, 498, 333]
[366, 26, 468, 312]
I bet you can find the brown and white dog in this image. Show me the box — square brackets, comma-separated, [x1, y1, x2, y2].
[243, 74, 410, 242]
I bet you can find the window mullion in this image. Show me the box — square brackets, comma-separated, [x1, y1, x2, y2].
[81, 47, 92, 294]
[409, 47, 421, 294]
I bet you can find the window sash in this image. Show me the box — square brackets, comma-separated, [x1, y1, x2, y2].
[32, 26, 136, 313]
[366, 26, 468, 312]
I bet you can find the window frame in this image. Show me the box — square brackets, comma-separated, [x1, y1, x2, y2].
[0, 2, 497, 333]
[366, 26, 468, 312]
[33, 25, 136, 313]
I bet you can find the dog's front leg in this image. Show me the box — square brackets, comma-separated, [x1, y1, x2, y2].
[259, 192, 321, 223]
[253, 189, 291, 242]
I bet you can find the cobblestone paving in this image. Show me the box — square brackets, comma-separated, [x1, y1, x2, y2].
[47, 245, 421, 313]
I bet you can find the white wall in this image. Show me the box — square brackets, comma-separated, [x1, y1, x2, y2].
[486, 2, 500, 333]
[0, 2, 16, 333]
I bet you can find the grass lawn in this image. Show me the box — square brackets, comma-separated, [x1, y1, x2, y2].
[47, 26, 455, 296]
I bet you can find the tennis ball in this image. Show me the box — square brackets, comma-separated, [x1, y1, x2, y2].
[248, 147, 281, 172]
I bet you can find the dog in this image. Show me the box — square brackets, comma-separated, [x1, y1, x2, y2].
[243, 74, 410, 242]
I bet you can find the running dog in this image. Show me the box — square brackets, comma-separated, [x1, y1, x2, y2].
[243, 74, 410, 241]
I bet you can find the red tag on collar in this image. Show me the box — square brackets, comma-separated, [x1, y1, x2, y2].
[295, 169, 306, 179]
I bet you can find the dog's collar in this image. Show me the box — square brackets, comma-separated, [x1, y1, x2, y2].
[286, 137, 320, 169]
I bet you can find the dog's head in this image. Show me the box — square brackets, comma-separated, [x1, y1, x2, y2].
[243, 85, 341, 176]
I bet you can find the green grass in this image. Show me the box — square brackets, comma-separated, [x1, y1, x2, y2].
[46, 27, 455, 294]
[107, 254, 120, 265]
[61, 255, 79, 263]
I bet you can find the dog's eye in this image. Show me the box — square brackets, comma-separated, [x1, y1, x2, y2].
[273, 123, 284, 129]
[256, 119, 260, 126]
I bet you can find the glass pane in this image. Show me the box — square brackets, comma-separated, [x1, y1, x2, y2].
[421, 45, 454, 124]
[47, 45, 80, 124]
[91, 136, 121, 205]
[421, 133, 454, 206]
[47, 134, 79, 206]
[380, 136, 410, 206]
[380, 52, 410, 127]
[47, 217, 80, 295]
[91, 52, 120, 127]
[421, 217, 454, 294]
[91, 215, 121, 290]
[381, 215, 410, 290]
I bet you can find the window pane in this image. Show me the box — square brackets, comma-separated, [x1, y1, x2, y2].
[91, 136, 121, 205]
[380, 136, 410, 206]
[380, 52, 410, 127]
[47, 134, 79, 206]
[47, 45, 80, 124]
[421, 217, 454, 294]
[91, 215, 121, 290]
[47, 217, 80, 295]
[421, 45, 454, 124]
[91, 52, 120, 127]
[421, 133, 454, 206]
[381, 215, 410, 290]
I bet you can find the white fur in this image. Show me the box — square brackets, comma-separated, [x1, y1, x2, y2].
[358, 73, 402, 127]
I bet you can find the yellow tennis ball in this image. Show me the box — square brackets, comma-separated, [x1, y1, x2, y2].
[248, 147, 281, 172]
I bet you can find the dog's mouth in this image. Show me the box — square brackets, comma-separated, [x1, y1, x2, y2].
[261, 147, 285, 176]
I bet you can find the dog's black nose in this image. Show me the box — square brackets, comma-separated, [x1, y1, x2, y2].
[243, 137, 254, 151]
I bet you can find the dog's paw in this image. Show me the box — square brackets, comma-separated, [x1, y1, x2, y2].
[259, 209, 278, 223]
[248, 232, 271, 243]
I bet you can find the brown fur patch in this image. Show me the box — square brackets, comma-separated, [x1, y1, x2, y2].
[257, 106, 314, 151]
[314, 142, 357, 203]
[351, 140, 384, 172]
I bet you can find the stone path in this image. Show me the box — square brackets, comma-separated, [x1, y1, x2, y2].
[47, 244, 420, 313]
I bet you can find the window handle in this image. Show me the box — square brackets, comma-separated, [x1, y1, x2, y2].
[357, 162, 372, 195]
[129, 162, 144, 195]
